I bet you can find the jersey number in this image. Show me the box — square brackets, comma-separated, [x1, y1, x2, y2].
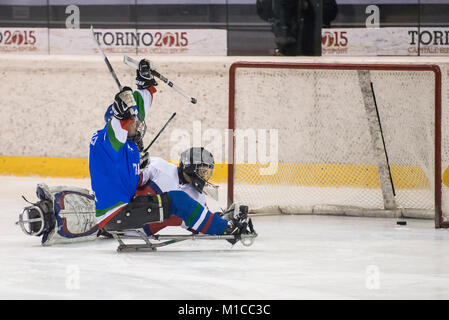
[133, 163, 140, 175]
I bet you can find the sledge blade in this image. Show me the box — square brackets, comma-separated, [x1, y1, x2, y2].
[117, 244, 157, 252]
[108, 230, 257, 252]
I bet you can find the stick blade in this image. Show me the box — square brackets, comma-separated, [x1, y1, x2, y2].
[123, 55, 139, 69]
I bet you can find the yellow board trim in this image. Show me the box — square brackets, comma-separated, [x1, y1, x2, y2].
[0, 156, 434, 190]
[443, 166, 449, 188]
[0, 156, 90, 179]
[233, 163, 430, 189]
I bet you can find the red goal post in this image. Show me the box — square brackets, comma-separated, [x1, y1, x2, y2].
[227, 61, 446, 228]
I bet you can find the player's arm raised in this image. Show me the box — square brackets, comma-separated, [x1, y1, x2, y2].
[133, 59, 157, 121]
[106, 87, 138, 153]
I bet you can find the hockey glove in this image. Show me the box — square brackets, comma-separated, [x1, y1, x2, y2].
[112, 86, 136, 120]
[136, 59, 157, 89]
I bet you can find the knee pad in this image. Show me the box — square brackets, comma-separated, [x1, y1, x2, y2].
[104, 193, 172, 232]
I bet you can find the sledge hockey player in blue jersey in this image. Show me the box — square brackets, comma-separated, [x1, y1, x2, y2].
[102, 104, 230, 237]
[16, 59, 255, 248]
[89, 59, 251, 243]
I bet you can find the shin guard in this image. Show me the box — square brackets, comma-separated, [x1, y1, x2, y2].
[104, 193, 171, 232]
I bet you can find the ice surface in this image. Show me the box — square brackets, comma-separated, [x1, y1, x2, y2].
[1, 175, 449, 300]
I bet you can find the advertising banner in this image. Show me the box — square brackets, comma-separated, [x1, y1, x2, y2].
[322, 27, 449, 56]
[322, 28, 412, 56]
[49, 28, 136, 55]
[136, 29, 227, 56]
[0, 28, 48, 54]
[409, 28, 449, 55]
[49, 28, 227, 56]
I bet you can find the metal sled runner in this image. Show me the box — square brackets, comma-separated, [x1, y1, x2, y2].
[109, 229, 258, 252]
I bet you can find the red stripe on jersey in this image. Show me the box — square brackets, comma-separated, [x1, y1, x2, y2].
[98, 206, 125, 230]
[148, 85, 157, 98]
[200, 212, 215, 234]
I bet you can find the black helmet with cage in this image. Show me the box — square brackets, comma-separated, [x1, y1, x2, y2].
[178, 147, 214, 193]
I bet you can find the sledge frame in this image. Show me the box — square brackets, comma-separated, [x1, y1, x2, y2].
[109, 229, 258, 252]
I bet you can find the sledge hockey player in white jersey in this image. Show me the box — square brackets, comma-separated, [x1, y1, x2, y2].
[135, 147, 218, 236]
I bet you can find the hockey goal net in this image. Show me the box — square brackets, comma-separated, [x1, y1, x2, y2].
[227, 61, 447, 227]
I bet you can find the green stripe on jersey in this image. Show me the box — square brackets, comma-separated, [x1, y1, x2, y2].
[95, 201, 126, 217]
[133, 90, 146, 120]
[186, 203, 202, 227]
[107, 122, 124, 152]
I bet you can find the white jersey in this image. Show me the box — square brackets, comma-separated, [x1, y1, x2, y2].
[140, 156, 207, 207]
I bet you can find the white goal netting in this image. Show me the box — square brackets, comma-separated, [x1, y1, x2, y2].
[229, 63, 441, 220]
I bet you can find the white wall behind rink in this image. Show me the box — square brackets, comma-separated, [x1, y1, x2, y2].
[1, 54, 449, 162]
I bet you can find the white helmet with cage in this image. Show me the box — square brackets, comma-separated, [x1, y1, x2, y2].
[178, 147, 215, 193]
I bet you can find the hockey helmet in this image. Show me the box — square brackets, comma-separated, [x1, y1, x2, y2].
[179, 147, 214, 193]
[104, 104, 114, 123]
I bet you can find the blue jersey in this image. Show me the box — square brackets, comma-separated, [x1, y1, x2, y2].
[89, 124, 141, 226]
[89, 87, 155, 228]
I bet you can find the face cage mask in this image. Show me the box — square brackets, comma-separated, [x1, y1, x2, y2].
[128, 118, 147, 148]
[196, 165, 213, 182]
[194, 170, 219, 200]
[185, 164, 217, 194]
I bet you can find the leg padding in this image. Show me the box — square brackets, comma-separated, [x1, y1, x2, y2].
[104, 193, 171, 232]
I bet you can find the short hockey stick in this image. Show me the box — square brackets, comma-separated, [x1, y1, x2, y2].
[91, 26, 123, 91]
[123, 55, 197, 104]
[370, 82, 396, 197]
[143, 112, 176, 153]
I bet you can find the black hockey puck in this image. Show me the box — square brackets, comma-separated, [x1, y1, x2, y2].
[396, 221, 407, 226]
